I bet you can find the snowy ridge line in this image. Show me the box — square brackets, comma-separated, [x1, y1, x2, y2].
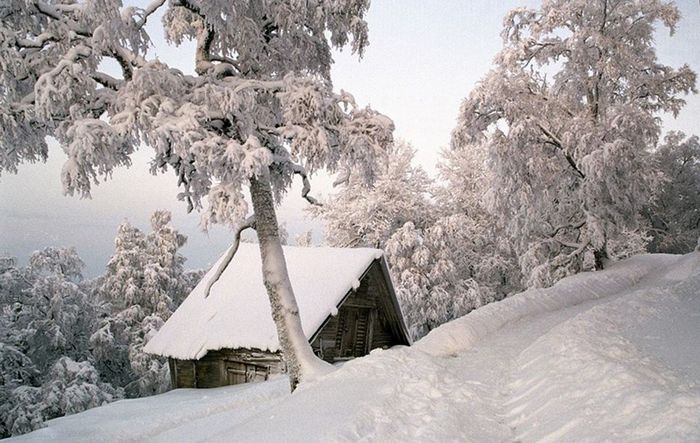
[413, 254, 681, 357]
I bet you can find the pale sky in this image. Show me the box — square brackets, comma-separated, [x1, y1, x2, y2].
[1, 1, 698, 276]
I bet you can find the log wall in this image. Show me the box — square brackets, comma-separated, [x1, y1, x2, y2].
[170, 259, 410, 388]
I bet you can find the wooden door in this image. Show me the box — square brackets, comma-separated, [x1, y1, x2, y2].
[226, 361, 269, 385]
[338, 307, 372, 358]
[354, 308, 370, 356]
[340, 308, 358, 358]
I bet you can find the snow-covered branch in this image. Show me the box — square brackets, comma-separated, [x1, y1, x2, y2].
[92, 73, 122, 91]
[204, 216, 256, 298]
[536, 123, 586, 179]
[231, 79, 286, 94]
[290, 164, 322, 206]
[132, 0, 167, 29]
[14, 33, 57, 49]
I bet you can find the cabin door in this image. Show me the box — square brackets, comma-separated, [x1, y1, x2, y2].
[339, 307, 371, 358]
[226, 361, 269, 385]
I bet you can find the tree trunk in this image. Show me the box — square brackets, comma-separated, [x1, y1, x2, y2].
[248, 170, 326, 392]
[593, 246, 608, 270]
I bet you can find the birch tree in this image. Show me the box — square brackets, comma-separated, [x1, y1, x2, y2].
[1, 0, 392, 390]
[453, 0, 696, 287]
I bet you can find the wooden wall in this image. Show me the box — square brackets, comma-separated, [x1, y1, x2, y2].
[170, 259, 410, 388]
[169, 348, 284, 388]
[310, 260, 408, 361]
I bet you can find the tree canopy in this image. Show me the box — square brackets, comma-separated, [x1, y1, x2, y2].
[453, 0, 697, 286]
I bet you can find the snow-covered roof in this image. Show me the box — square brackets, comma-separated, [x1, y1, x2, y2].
[145, 243, 385, 360]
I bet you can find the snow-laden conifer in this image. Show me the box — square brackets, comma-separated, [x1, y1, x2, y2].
[91, 211, 191, 396]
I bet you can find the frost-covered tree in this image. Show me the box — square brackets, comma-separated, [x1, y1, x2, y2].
[91, 211, 189, 396]
[19, 248, 95, 371]
[1, 356, 119, 438]
[35, 357, 119, 424]
[144, 211, 188, 317]
[0, 249, 118, 438]
[385, 214, 517, 339]
[313, 141, 433, 248]
[434, 144, 522, 298]
[1, 0, 392, 391]
[101, 222, 148, 312]
[294, 230, 314, 247]
[178, 269, 205, 307]
[315, 141, 518, 338]
[645, 131, 700, 253]
[385, 220, 469, 339]
[453, 0, 696, 287]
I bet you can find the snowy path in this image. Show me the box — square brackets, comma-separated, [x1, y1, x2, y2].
[13, 253, 700, 442]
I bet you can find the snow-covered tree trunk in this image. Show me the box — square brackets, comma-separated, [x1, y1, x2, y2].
[249, 172, 329, 391]
[0, 0, 389, 393]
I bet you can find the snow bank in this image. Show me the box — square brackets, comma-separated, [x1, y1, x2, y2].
[414, 254, 681, 357]
[13, 252, 700, 442]
[145, 244, 383, 359]
[10, 379, 289, 443]
[508, 253, 700, 441]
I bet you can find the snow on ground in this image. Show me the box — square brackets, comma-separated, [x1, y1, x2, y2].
[11, 252, 700, 442]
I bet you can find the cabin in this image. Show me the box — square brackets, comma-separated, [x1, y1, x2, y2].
[144, 244, 411, 388]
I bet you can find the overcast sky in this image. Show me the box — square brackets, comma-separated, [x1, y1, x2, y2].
[1, 0, 698, 276]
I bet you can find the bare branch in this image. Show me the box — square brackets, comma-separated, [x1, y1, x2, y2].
[291, 163, 322, 206]
[554, 237, 589, 250]
[536, 122, 586, 179]
[549, 219, 586, 237]
[133, 0, 167, 28]
[204, 215, 257, 298]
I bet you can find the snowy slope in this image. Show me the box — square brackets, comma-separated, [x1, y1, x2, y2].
[12, 252, 700, 442]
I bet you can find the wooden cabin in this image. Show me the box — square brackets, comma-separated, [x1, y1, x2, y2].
[145, 244, 411, 388]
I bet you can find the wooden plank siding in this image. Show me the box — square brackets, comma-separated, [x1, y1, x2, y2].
[169, 348, 284, 388]
[169, 258, 411, 388]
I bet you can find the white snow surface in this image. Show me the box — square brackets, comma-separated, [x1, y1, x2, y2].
[14, 252, 700, 442]
[144, 243, 383, 358]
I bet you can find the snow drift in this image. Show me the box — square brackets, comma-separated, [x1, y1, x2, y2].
[12, 252, 700, 442]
